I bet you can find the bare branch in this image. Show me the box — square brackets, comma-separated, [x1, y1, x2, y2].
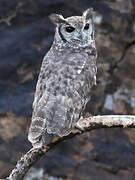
[0, 3, 23, 26]
[1, 115, 135, 180]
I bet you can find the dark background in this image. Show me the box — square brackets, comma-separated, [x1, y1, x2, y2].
[0, 0, 135, 179]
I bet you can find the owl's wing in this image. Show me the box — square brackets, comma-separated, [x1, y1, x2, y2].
[32, 54, 50, 109]
[28, 53, 51, 146]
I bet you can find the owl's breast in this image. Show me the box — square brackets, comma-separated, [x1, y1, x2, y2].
[53, 51, 88, 73]
[45, 51, 95, 98]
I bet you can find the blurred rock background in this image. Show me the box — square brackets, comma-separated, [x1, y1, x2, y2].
[0, 0, 135, 179]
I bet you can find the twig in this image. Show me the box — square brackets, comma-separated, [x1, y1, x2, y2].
[1, 115, 135, 180]
[0, 3, 23, 26]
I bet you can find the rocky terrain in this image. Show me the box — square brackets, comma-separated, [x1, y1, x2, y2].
[0, 0, 135, 179]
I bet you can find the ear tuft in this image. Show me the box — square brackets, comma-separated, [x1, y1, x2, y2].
[83, 8, 95, 20]
[49, 14, 65, 25]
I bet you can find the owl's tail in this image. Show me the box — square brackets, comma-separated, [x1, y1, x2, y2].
[28, 94, 76, 148]
[28, 117, 55, 148]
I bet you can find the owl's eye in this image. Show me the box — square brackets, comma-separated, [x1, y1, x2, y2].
[65, 26, 75, 33]
[84, 23, 89, 30]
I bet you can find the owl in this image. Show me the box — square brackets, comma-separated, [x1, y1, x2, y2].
[28, 8, 97, 148]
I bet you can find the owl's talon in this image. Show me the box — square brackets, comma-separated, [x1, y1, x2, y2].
[75, 122, 85, 132]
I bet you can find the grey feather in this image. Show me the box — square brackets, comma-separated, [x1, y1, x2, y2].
[28, 8, 97, 148]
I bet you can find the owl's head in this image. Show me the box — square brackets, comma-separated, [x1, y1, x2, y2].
[49, 8, 95, 48]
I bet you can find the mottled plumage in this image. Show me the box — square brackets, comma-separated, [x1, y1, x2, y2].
[28, 8, 97, 148]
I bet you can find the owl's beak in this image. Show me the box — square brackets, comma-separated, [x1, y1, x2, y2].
[73, 31, 85, 42]
[76, 31, 84, 41]
[78, 32, 83, 40]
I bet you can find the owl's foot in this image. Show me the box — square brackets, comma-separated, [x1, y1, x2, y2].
[75, 117, 85, 132]
[75, 123, 85, 132]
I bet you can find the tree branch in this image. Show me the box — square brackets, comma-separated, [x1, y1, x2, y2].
[0, 3, 23, 26]
[1, 115, 135, 180]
